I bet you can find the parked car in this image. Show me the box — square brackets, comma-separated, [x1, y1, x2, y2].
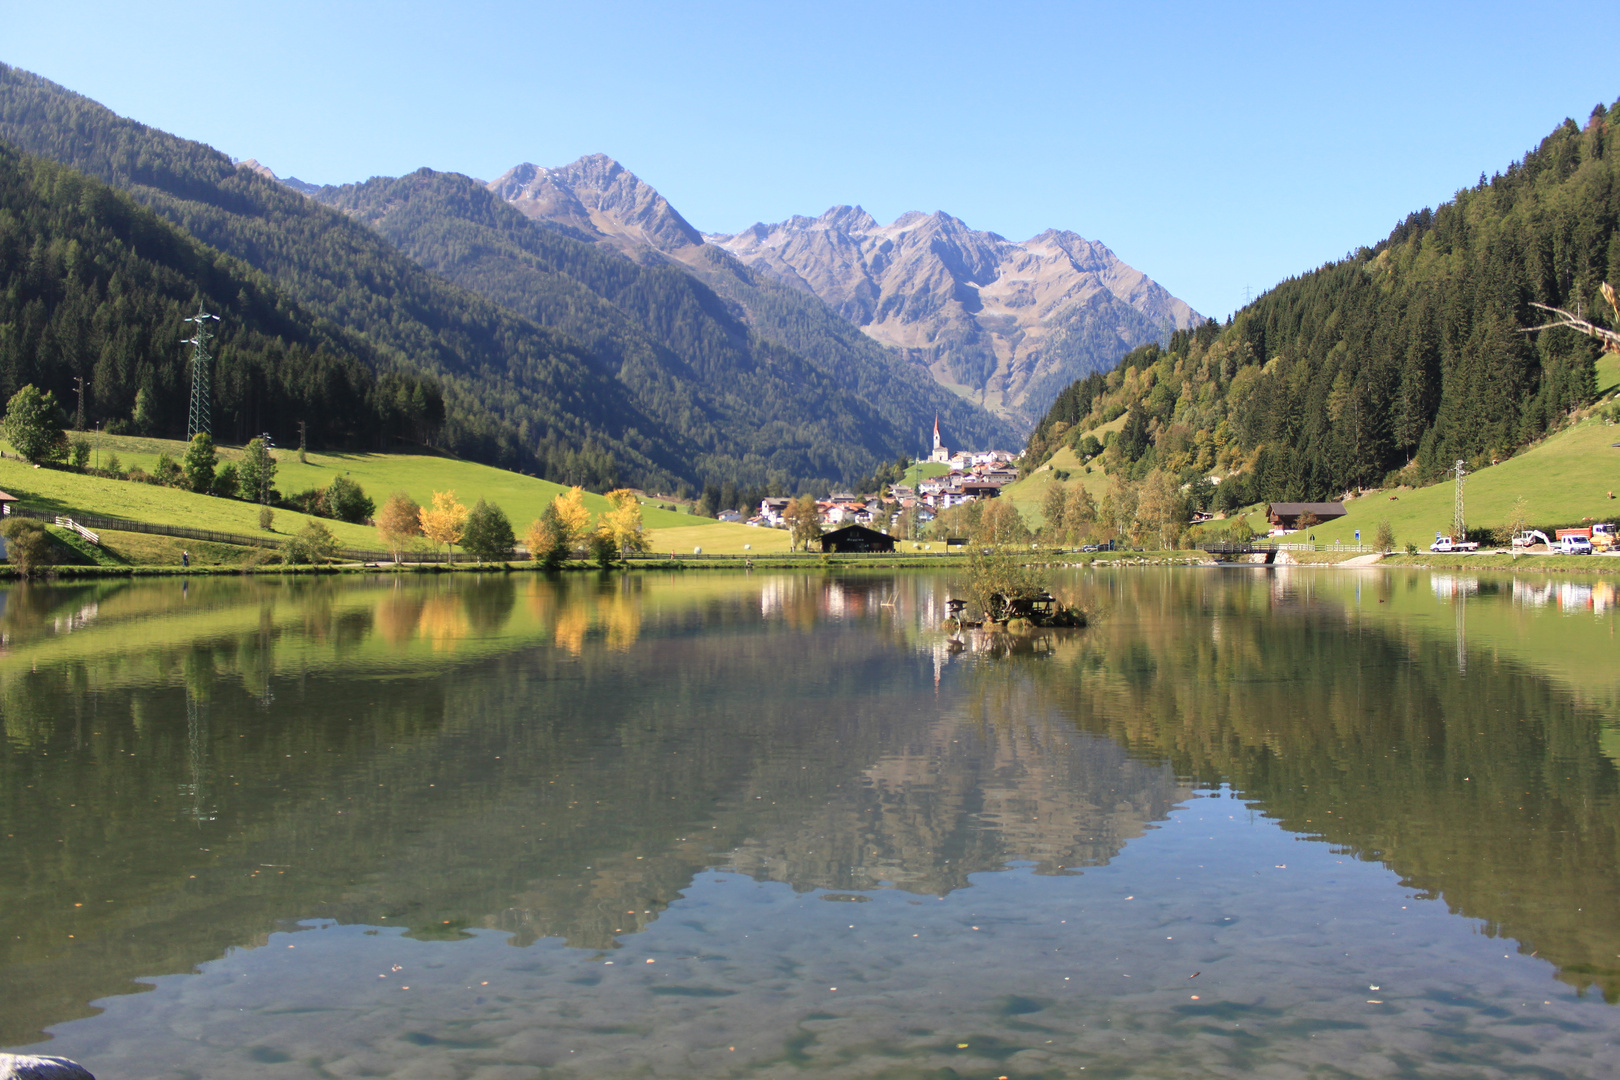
[1080, 545, 1099, 552]
[1554, 535, 1594, 555]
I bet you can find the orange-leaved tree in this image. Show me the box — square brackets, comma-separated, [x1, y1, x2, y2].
[376, 491, 421, 563]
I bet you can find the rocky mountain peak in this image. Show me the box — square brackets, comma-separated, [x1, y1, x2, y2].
[489, 154, 702, 257]
[234, 158, 319, 196]
[819, 205, 879, 232]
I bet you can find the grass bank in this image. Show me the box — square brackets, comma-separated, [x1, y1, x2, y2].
[8, 433, 706, 537]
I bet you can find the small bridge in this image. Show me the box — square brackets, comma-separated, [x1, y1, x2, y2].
[1199, 542, 1281, 563]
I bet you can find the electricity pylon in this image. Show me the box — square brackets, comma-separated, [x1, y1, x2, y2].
[183, 305, 220, 440]
[1452, 459, 1467, 541]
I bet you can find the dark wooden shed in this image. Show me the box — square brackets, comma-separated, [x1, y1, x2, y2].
[820, 524, 896, 554]
[1267, 502, 1347, 531]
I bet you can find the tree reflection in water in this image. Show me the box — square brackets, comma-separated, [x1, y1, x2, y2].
[0, 567, 1615, 1063]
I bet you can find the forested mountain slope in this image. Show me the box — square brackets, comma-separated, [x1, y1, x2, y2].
[313, 168, 1012, 490]
[0, 63, 674, 486]
[1026, 100, 1620, 504]
[0, 142, 440, 447]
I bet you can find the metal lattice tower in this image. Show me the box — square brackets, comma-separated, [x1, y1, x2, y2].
[1452, 459, 1467, 541]
[183, 306, 220, 440]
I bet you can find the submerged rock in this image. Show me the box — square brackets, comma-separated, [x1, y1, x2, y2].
[0, 1057, 95, 1080]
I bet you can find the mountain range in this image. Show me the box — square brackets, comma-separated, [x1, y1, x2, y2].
[0, 60, 1196, 491]
[710, 206, 1199, 426]
[483, 153, 1200, 428]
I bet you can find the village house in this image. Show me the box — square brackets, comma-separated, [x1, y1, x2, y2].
[759, 497, 791, 526]
[960, 479, 1002, 500]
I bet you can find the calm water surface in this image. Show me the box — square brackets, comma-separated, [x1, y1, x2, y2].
[1, 568, 1617, 1078]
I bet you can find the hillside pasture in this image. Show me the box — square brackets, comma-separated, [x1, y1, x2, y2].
[644, 523, 794, 555]
[0, 434, 706, 566]
[1306, 418, 1620, 548]
[999, 446, 1111, 529]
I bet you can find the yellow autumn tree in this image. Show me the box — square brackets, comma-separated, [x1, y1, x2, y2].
[523, 515, 554, 563]
[553, 486, 591, 549]
[600, 488, 649, 554]
[418, 489, 469, 563]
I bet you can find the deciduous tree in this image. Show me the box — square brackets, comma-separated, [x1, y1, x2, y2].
[419, 490, 469, 563]
[1, 518, 55, 578]
[463, 499, 516, 563]
[978, 498, 1029, 546]
[601, 488, 649, 554]
[183, 432, 217, 493]
[325, 475, 375, 524]
[1064, 484, 1097, 540]
[1375, 519, 1396, 553]
[526, 503, 571, 569]
[552, 486, 591, 551]
[1, 385, 67, 464]
[1500, 497, 1531, 547]
[376, 492, 422, 563]
[283, 519, 338, 564]
[1041, 482, 1068, 542]
[785, 494, 822, 551]
[238, 437, 278, 503]
[1137, 469, 1185, 550]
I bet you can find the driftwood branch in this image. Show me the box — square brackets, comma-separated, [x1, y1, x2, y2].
[1523, 281, 1620, 352]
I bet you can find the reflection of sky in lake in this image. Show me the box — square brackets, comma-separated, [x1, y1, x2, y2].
[2, 568, 1618, 1078]
[31, 787, 1615, 1079]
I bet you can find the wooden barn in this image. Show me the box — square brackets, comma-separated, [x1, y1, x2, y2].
[820, 524, 896, 554]
[1267, 501, 1347, 531]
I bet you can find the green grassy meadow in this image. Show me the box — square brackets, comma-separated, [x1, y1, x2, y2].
[643, 523, 793, 555]
[1304, 417, 1620, 548]
[1000, 446, 1111, 529]
[900, 461, 950, 487]
[0, 433, 715, 565]
[63, 433, 699, 530]
[0, 456, 382, 548]
[1596, 352, 1619, 396]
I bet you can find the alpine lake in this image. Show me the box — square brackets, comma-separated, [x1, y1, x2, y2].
[1, 566, 1617, 1079]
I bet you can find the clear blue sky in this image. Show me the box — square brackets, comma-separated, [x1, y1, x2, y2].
[5, 0, 1618, 319]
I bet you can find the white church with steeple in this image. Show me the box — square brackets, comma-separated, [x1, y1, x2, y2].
[929, 415, 951, 464]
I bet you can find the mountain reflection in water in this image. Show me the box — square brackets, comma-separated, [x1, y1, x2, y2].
[0, 568, 1616, 1072]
